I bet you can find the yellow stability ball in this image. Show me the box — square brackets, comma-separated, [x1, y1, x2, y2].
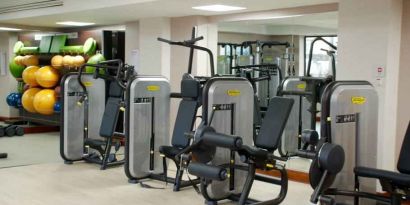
[51, 55, 64, 69]
[35, 66, 59, 88]
[23, 55, 39, 66]
[22, 66, 40, 87]
[62, 55, 72, 67]
[14, 56, 25, 66]
[33, 89, 57, 115]
[22, 88, 41, 113]
[72, 55, 85, 67]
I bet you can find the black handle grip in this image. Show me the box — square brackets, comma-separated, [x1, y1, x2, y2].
[295, 150, 316, 159]
[170, 93, 182, 98]
[0, 153, 7, 158]
[202, 132, 243, 150]
[188, 162, 227, 181]
[157, 37, 173, 44]
[184, 36, 204, 44]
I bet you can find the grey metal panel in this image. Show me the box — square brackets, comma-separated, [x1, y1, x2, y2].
[257, 72, 281, 108]
[127, 76, 170, 179]
[62, 74, 105, 160]
[280, 78, 312, 155]
[205, 79, 254, 199]
[329, 84, 378, 204]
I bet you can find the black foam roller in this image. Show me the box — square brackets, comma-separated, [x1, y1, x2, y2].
[188, 162, 227, 181]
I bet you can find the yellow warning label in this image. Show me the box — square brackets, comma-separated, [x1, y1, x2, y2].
[84, 82, 93, 87]
[297, 83, 306, 90]
[227, 89, 241, 96]
[352, 96, 366, 105]
[147, 85, 160, 91]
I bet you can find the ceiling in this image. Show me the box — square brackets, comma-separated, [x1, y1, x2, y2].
[0, 0, 50, 8]
[218, 12, 338, 35]
[0, 0, 338, 28]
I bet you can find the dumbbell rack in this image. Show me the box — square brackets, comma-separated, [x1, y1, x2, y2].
[18, 109, 59, 126]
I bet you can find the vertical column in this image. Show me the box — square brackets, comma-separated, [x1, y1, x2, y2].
[0, 32, 18, 117]
[337, 0, 403, 170]
[396, 0, 410, 157]
[139, 17, 171, 78]
[125, 21, 140, 71]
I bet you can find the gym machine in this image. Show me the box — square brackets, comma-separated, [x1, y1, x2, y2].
[175, 76, 292, 204]
[125, 27, 208, 191]
[277, 37, 337, 157]
[241, 41, 291, 109]
[60, 59, 133, 170]
[217, 42, 241, 75]
[123, 74, 173, 185]
[298, 81, 379, 204]
[183, 97, 293, 205]
[310, 122, 410, 205]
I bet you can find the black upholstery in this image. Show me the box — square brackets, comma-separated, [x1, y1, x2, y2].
[238, 145, 269, 160]
[398, 122, 410, 174]
[109, 82, 123, 98]
[181, 78, 201, 98]
[159, 146, 183, 159]
[254, 97, 294, 151]
[354, 167, 410, 187]
[99, 97, 121, 138]
[170, 100, 199, 148]
[85, 138, 106, 147]
[253, 95, 262, 127]
[158, 74, 202, 191]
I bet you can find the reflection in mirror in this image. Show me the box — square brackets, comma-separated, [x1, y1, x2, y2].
[217, 11, 338, 173]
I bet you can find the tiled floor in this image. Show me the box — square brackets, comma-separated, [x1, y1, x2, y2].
[0, 132, 315, 205]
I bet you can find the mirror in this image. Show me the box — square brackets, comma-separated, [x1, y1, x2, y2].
[216, 11, 338, 173]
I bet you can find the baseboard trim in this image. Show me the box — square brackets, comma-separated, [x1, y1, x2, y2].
[0, 116, 20, 121]
[256, 168, 310, 184]
[23, 126, 60, 134]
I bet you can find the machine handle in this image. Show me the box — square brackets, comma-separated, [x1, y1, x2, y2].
[295, 150, 316, 159]
[170, 93, 182, 98]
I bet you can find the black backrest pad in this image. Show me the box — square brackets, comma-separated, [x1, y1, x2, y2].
[99, 97, 121, 138]
[171, 100, 199, 148]
[255, 97, 294, 151]
[109, 82, 123, 98]
[181, 78, 200, 98]
[398, 121, 410, 174]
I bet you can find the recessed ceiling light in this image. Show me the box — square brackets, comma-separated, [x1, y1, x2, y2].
[0, 27, 22, 31]
[267, 15, 303, 19]
[56, 21, 95, 26]
[255, 15, 304, 20]
[192, 4, 246, 12]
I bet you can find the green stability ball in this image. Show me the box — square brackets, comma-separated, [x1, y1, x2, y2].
[9, 59, 26, 78]
[85, 53, 106, 74]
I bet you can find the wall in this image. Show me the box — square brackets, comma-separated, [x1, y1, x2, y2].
[0, 32, 18, 117]
[125, 21, 140, 70]
[337, 0, 403, 170]
[396, 0, 410, 156]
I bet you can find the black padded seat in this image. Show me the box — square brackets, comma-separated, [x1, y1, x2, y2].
[159, 73, 202, 191]
[238, 146, 269, 160]
[254, 97, 295, 152]
[354, 167, 410, 187]
[170, 100, 199, 148]
[99, 97, 121, 138]
[85, 138, 106, 147]
[159, 146, 183, 160]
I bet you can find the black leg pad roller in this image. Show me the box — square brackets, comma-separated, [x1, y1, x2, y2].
[188, 162, 228, 181]
[202, 130, 243, 150]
